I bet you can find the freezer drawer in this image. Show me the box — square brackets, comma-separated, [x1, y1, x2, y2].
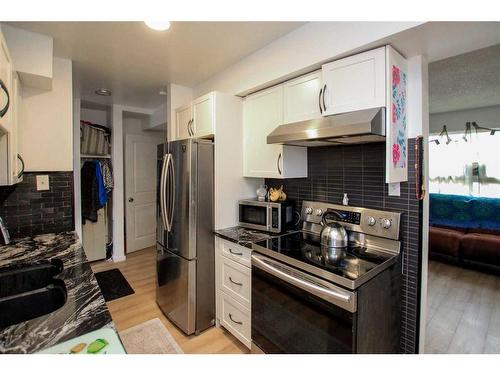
[156, 247, 196, 335]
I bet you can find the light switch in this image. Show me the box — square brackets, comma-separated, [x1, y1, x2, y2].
[36, 175, 50, 191]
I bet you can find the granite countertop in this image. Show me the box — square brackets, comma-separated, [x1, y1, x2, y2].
[0, 232, 113, 354]
[214, 226, 280, 248]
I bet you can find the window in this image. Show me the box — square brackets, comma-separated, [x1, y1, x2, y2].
[429, 131, 500, 197]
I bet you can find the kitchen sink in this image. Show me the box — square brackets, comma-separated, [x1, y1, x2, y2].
[0, 259, 67, 328]
[0, 259, 64, 298]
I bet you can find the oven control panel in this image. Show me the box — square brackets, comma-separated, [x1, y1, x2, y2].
[301, 201, 401, 240]
[327, 210, 361, 225]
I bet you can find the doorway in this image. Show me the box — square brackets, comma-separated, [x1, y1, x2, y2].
[124, 132, 164, 253]
[424, 44, 500, 353]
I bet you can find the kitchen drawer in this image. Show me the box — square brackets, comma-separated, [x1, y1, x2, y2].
[221, 256, 251, 308]
[220, 292, 251, 349]
[221, 240, 252, 268]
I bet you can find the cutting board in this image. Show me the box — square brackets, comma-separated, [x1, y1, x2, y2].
[37, 327, 126, 354]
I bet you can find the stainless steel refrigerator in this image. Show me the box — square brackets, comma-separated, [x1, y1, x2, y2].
[156, 139, 215, 335]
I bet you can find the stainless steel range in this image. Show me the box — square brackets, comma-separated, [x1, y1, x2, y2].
[251, 201, 402, 354]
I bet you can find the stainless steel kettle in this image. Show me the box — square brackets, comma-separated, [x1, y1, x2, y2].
[320, 210, 348, 248]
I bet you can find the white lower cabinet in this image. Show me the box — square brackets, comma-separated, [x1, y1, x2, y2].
[220, 292, 251, 348]
[215, 237, 252, 349]
[221, 256, 251, 307]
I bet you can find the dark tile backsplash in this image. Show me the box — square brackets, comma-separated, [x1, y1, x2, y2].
[267, 139, 422, 354]
[0, 172, 74, 239]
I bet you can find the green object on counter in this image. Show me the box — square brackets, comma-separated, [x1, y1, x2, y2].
[37, 328, 126, 354]
[87, 338, 109, 354]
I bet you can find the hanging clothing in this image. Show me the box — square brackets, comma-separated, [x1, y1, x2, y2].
[95, 161, 108, 207]
[81, 161, 101, 223]
[101, 159, 114, 193]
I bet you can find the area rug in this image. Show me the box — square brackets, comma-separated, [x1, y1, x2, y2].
[119, 318, 184, 354]
[94, 268, 134, 302]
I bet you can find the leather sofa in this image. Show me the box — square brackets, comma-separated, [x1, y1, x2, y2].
[429, 194, 500, 274]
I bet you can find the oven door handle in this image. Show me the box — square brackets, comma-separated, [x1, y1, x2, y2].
[252, 254, 356, 312]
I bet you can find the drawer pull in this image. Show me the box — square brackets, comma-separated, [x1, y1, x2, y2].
[229, 277, 243, 286]
[229, 313, 243, 325]
[229, 248, 243, 256]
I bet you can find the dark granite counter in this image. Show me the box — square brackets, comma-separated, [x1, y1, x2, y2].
[0, 232, 113, 353]
[214, 226, 280, 248]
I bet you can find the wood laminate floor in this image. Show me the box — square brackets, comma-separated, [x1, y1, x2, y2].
[90, 247, 249, 354]
[425, 260, 500, 354]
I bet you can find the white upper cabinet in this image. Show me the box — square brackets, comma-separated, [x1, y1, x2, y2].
[243, 86, 307, 179]
[283, 70, 322, 123]
[192, 92, 215, 138]
[321, 46, 386, 115]
[173, 92, 215, 141]
[0, 30, 12, 134]
[0, 29, 22, 186]
[175, 103, 192, 140]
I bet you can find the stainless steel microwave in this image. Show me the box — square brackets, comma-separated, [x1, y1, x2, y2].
[238, 199, 295, 233]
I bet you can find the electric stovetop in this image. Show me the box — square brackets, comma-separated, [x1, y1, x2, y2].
[252, 231, 399, 290]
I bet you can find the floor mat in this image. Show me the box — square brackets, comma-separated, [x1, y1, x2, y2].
[119, 318, 184, 354]
[94, 268, 134, 302]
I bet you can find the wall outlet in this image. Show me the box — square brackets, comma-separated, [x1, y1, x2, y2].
[36, 175, 50, 191]
[388, 182, 400, 196]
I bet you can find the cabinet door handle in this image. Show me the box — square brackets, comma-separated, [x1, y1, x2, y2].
[322, 84, 327, 112]
[229, 313, 243, 325]
[189, 118, 194, 136]
[0, 79, 10, 118]
[187, 119, 192, 136]
[318, 87, 323, 114]
[229, 277, 243, 286]
[229, 248, 243, 256]
[277, 153, 282, 175]
[17, 154, 24, 179]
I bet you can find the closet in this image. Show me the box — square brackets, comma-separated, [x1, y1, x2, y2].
[80, 102, 113, 262]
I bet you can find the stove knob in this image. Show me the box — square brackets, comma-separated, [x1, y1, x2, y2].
[366, 216, 376, 226]
[382, 218, 392, 229]
[305, 207, 313, 215]
[315, 209, 324, 217]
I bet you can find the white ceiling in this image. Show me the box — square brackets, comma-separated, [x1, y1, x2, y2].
[429, 43, 500, 114]
[8, 22, 305, 108]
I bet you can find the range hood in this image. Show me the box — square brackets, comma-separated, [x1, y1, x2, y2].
[267, 107, 386, 147]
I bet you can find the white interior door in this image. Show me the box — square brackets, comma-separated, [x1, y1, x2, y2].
[125, 134, 163, 253]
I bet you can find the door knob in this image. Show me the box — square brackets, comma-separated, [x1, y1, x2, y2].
[128, 197, 134, 203]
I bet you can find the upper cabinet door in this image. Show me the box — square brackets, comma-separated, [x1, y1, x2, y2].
[243, 86, 285, 178]
[192, 92, 214, 138]
[175, 103, 193, 141]
[283, 70, 322, 123]
[321, 47, 386, 116]
[0, 31, 12, 133]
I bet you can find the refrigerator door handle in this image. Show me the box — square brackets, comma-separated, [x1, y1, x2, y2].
[167, 153, 175, 232]
[160, 153, 169, 231]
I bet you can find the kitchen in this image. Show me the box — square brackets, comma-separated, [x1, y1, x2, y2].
[0, 2, 499, 369]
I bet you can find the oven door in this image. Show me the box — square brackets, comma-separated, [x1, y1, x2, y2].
[251, 253, 357, 354]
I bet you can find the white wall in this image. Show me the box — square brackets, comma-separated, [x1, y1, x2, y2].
[81, 107, 111, 126]
[73, 98, 82, 240]
[19, 57, 73, 172]
[1, 24, 53, 90]
[194, 22, 421, 97]
[111, 105, 125, 262]
[429, 105, 500, 134]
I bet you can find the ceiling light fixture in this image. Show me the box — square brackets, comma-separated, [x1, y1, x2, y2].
[144, 21, 171, 31]
[438, 125, 453, 145]
[95, 88, 112, 96]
